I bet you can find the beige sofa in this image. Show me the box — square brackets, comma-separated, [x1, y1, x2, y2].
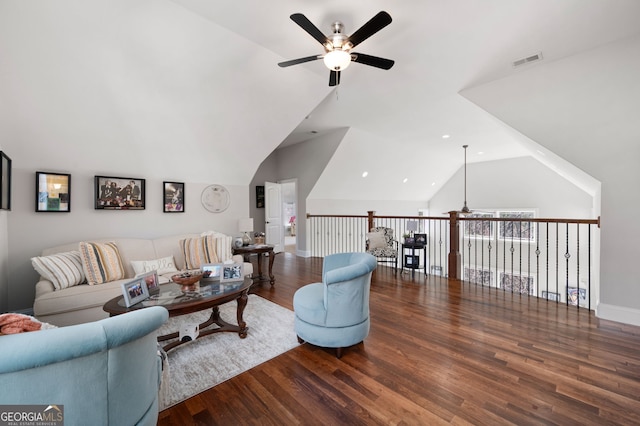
[32, 233, 253, 327]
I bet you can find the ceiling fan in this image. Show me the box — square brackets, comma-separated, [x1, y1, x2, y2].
[278, 11, 395, 86]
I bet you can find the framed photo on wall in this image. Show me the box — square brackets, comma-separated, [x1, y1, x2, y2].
[95, 176, 145, 210]
[163, 181, 184, 213]
[0, 151, 11, 211]
[256, 185, 265, 208]
[36, 172, 71, 212]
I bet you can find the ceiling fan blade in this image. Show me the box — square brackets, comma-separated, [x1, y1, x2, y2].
[278, 55, 322, 68]
[351, 52, 395, 70]
[329, 70, 341, 86]
[347, 11, 392, 48]
[290, 13, 329, 46]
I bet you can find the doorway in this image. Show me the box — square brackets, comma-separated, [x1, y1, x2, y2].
[281, 180, 297, 254]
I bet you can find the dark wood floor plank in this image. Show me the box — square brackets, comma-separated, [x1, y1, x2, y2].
[158, 255, 640, 425]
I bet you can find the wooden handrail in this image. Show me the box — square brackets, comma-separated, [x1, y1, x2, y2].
[307, 211, 600, 283]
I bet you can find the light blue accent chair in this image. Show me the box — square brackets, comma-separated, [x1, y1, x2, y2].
[0, 306, 168, 426]
[293, 252, 377, 358]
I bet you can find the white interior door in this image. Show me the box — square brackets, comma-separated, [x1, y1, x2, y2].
[265, 181, 283, 253]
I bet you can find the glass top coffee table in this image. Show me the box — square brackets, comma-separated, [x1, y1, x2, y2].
[103, 276, 251, 352]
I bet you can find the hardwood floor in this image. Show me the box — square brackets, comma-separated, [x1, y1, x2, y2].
[158, 253, 640, 425]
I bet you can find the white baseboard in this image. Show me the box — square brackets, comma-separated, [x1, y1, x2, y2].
[596, 302, 640, 327]
[296, 249, 311, 258]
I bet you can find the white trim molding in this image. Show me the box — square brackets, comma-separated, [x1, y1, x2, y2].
[597, 302, 640, 327]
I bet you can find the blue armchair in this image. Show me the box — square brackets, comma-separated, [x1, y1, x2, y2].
[293, 252, 377, 358]
[0, 306, 168, 426]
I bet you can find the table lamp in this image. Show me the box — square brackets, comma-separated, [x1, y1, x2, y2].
[238, 218, 254, 246]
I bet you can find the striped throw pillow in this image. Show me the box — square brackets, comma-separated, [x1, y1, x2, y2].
[79, 241, 125, 285]
[31, 251, 86, 290]
[180, 235, 219, 270]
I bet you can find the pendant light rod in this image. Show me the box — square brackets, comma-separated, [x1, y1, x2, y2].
[461, 145, 470, 214]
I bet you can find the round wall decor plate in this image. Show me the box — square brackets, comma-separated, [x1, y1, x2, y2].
[201, 184, 230, 213]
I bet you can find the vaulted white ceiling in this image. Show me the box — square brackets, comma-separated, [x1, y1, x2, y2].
[1, 0, 639, 201]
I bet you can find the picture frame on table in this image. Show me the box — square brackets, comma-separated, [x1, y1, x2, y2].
[404, 255, 419, 269]
[567, 286, 587, 306]
[121, 278, 150, 307]
[35, 171, 71, 213]
[163, 181, 184, 213]
[138, 270, 160, 293]
[0, 151, 11, 211]
[414, 233, 427, 245]
[430, 265, 443, 276]
[201, 263, 223, 282]
[220, 263, 244, 283]
[542, 291, 560, 302]
[95, 175, 145, 210]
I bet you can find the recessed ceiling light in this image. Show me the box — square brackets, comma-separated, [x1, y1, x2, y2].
[431, 182, 436, 186]
[362, 171, 368, 178]
[310, 130, 318, 134]
[403, 178, 408, 183]
[442, 134, 450, 139]
[477, 151, 484, 155]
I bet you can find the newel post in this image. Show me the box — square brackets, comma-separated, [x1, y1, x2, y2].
[367, 211, 375, 232]
[448, 210, 461, 280]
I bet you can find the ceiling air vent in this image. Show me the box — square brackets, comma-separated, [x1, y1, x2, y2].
[512, 52, 543, 68]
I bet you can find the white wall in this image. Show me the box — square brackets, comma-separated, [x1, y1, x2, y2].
[432, 156, 598, 304]
[0, 210, 7, 313]
[251, 129, 345, 256]
[429, 156, 595, 219]
[0, 144, 8, 313]
[306, 199, 428, 217]
[0, 0, 331, 312]
[7, 167, 248, 311]
[461, 35, 640, 325]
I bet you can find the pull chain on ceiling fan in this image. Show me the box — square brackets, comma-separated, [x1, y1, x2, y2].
[278, 11, 395, 86]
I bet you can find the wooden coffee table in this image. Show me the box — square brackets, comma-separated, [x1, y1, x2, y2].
[103, 277, 251, 352]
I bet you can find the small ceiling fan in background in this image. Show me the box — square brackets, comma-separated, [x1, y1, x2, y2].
[278, 11, 395, 86]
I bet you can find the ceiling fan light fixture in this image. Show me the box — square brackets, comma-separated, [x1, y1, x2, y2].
[323, 50, 351, 71]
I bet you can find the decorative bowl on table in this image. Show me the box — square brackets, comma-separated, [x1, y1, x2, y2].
[171, 272, 205, 292]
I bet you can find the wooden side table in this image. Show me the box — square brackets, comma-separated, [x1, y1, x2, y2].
[401, 243, 427, 278]
[233, 244, 277, 286]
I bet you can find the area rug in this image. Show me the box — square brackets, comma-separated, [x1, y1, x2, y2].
[157, 294, 299, 410]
